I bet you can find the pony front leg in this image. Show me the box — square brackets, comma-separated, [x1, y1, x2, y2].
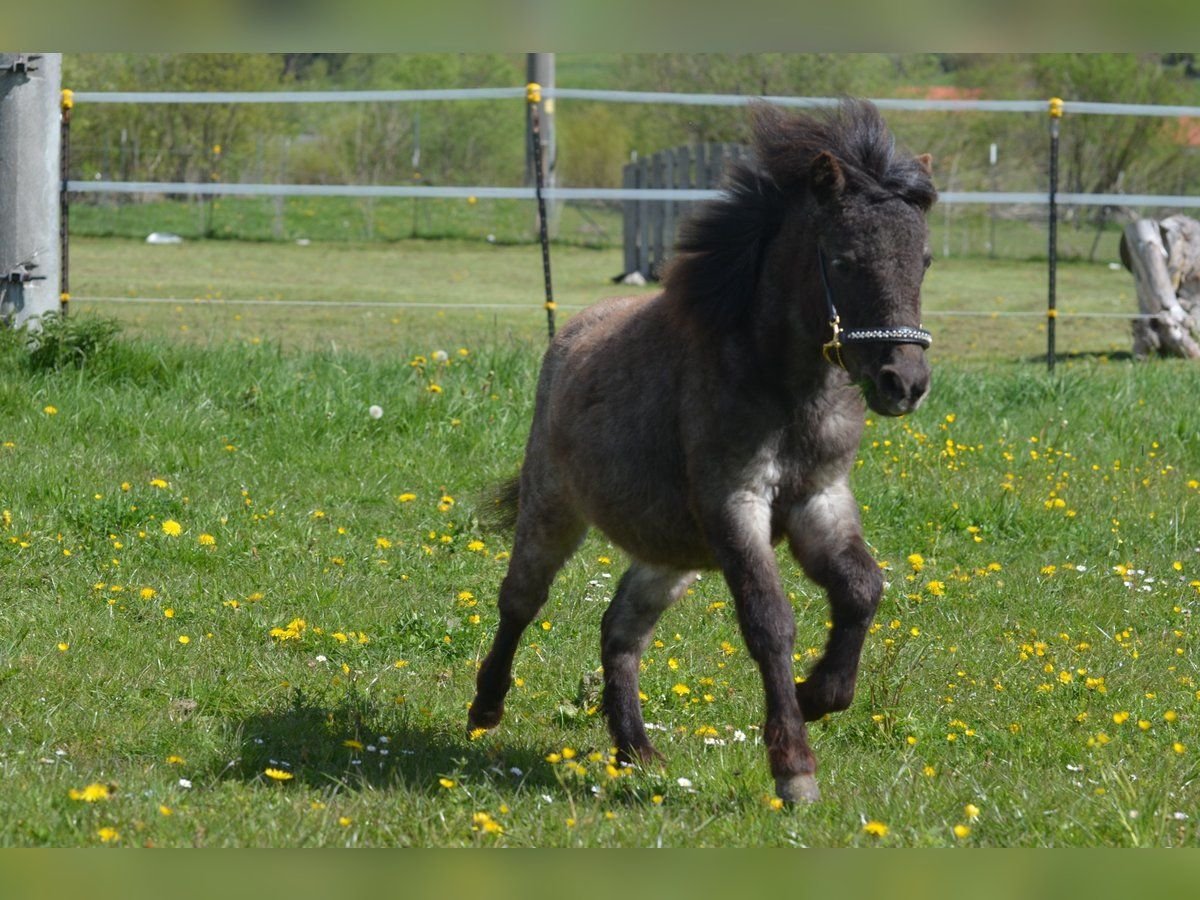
[708, 502, 819, 804]
[787, 483, 884, 720]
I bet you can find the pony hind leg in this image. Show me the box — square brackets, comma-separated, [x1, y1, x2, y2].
[600, 564, 697, 764]
[787, 484, 884, 721]
[468, 496, 586, 733]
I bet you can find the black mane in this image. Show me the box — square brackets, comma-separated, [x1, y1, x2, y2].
[664, 99, 936, 330]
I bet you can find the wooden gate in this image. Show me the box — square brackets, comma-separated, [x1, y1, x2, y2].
[622, 142, 751, 280]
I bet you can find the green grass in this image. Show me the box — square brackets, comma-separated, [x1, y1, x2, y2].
[68, 235, 1135, 360]
[69, 196, 623, 248]
[68, 194, 1126, 264]
[2, 237, 1198, 847]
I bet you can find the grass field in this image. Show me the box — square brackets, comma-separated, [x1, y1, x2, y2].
[69, 234, 1136, 361]
[2, 236, 1198, 847]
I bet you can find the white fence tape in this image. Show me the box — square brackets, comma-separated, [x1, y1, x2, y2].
[68, 87, 1200, 119]
[65, 181, 1200, 209]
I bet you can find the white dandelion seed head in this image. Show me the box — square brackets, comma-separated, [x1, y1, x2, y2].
[178, 778, 192, 789]
[432, 350, 449, 363]
[368, 405, 384, 420]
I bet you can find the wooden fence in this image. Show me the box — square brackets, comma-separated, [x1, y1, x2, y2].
[622, 142, 751, 280]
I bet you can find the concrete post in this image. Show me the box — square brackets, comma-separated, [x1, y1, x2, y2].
[0, 52, 62, 329]
[525, 52, 555, 190]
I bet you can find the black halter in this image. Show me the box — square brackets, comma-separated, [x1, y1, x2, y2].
[817, 247, 933, 370]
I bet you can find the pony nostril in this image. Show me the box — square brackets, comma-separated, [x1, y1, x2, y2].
[877, 365, 929, 409]
[877, 367, 906, 401]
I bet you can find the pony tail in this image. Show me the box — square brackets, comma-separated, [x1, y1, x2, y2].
[481, 476, 521, 532]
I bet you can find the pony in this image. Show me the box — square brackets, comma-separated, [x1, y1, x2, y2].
[469, 99, 937, 803]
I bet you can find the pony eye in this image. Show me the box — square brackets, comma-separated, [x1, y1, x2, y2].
[831, 256, 855, 272]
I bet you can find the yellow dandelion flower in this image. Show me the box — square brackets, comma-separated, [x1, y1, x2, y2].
[338, 816, 352, 827]
[177, 635, 190, 645]
[264, 767, 294, 781]
[198, 533, 216, 547]
[439, 777, 456, 788]
[69, 783, 111, 802]
[149, 478, 169, 489]
[158, 805, 173, 816]
[57, 642, 68, 652]
[964, 803, 980, 820]
[1113, 711, 1130, 725]
[1164, 710, 1178, 723]
[96, 827, 119, 843]
[140, 587, 156, 600]
[161, 519, 182, 537]
[398, 493, 416, 503]
[672, 683, 691, 696]
[1174, 742, 1186, 754]
[863, 820, 889, 837]
[953, 824, 971, 839]
[907, 553, 925, 572]
[44, 405, 58, 416]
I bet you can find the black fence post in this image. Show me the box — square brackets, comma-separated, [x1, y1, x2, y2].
[1047, 97, 1063, 372]
[527, 82, 556, 340]
[60, 88, 72, 317]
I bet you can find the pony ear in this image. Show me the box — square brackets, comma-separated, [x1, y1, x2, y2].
[811, 151, 845, 201]
[915, 153, 933, 175]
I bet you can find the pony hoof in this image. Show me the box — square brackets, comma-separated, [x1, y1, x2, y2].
[776, 774, 820, 804]
[466, 702, 503, 732]
[617, 745, 665, 767]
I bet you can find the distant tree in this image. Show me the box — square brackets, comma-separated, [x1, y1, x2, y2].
[64, 54, 284, 185]
[1033, 54, 1193, 197]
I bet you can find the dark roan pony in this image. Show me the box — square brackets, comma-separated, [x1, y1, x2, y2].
[469, 99, 937, 803]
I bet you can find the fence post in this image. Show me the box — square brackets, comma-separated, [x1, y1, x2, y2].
[622, 159, 637, 277]
[527, 82, 555, 340]
[1047, 97, 1063, 373]
[0, 52, 63, 329]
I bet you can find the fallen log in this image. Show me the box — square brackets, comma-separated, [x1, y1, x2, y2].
[1119, 215, 1200, 359]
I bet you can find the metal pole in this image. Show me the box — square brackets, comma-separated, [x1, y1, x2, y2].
[1047, 97, 1062, 373]
[0, 52, 63, 329]
[988, 142, 997, 258]
[528, 83, 555, 340]
[60, 88, 72, 317]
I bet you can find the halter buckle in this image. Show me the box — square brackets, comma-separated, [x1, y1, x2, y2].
[822, 315, 846, 369]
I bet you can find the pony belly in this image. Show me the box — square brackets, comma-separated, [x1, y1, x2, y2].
[570, 482, 715, 570]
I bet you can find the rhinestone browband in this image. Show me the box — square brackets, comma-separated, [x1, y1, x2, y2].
[841, 327, 933, 347]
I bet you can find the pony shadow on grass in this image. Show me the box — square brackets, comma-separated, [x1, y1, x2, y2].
[208, 688, 563, 797]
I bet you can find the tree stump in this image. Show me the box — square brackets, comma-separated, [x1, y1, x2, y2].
[1119, 215, 1200, 359]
